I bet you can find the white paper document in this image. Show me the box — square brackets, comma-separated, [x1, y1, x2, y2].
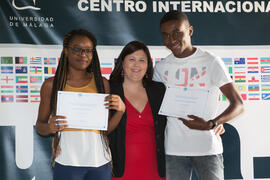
[56, 91, 108, 130]
[159, 86, 210, 119]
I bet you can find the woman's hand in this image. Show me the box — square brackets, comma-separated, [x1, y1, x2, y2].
[105, 94, 126, 113]
[48, 116, 68, 134]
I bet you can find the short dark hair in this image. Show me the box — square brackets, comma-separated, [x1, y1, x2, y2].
[110, 41, 153, 87]
[160, 10, 190, 27]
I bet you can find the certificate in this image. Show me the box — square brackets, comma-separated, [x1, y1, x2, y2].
[159, 86, 210, 119]
[56, 91, 108, 130]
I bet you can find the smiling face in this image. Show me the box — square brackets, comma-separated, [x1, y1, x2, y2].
[122, 49, 148, 83]
[161, 19, 194, 58]
[64, 35, 94, 71]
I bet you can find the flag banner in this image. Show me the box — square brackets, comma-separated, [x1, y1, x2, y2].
[235, 75, 246, 83]
[30, 76, 42, 84]
[100, 62, 113, 75]
[15, 66, 28, 74]
[261, 84, 270, 91]
[15, 57, 27, 64]
[262, 93, 270, 100]
[1, 66, 13, 74]
[222, 58, 233, 65]
[44, 58, 56, 65]
[247, 57, 259, 65]
[15, 76, 28, 83]
[0, 76, 14, 84]
[29, 57, 42, 65]
[1, 95, 14, 103]
[29, 85, 41, 94]
[248, 93, 260, 100]
[0, 85, 14, 93]
[15, 95, 28, 103]
[30, 66, 42, 74]
[1, 57, 13, 64]
[260, 57, 270, 65]
[30, 95, 40, 103]
[16, 85, 28, 93]
[248, 84, 260, 92]
[247, 66, 259, 74]
[261, 66, 270, 73]
[234, 58, 245, 65]
[44, 67, 56, 75]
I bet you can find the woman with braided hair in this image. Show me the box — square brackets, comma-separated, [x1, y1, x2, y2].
[36, 29, 125, 180]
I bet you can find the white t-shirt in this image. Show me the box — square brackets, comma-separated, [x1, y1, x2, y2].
[153, 47, 232, 156]
[55, 131, 111, 167]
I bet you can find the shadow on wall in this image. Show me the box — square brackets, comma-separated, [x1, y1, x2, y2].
[192, 123, 243, 180]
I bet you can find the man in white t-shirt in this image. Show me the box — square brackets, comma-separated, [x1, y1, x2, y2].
[153, 10, 244, 180]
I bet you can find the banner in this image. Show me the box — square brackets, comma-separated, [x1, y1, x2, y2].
[1, 0, 270, 180]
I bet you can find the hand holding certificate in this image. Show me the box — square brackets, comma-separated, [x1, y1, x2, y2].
[56, 91, 109, 130]
[159, 86, 210, 120]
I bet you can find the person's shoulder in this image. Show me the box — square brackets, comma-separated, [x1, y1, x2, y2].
[42, 77, 54, 89]
[198, 47, 219, 60]
[154, 54, 173, 71]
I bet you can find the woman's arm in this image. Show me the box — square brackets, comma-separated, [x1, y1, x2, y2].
[35, 78, 67, 136]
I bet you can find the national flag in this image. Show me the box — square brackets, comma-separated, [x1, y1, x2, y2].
[241, 94, 247, 101]
[261, 66, 270, 73]
[247, 58, 259, 65]
[100, 62, 113, 75]
[261, 84, 270, 91]
[30, 57, 42, 65]
[234, 58, 245, 65]
[228, 66, 233, 74]
[1, 95, 14, 102]
[1, 66, 13, 74]
[248, 93, 260, 100]
[15, 57, 27, 64]
[44, 57, 56, 65]
[235, 84, 246, 92]
[1, 57, 13, 64]
[16, 85, 28, 93]
[1, 85, 14, 93]
[30, 76, 42, 84]
[1, 76, 14, 84]
[222, 58, 233, 65]
[247, 66, 259, 73]
[16, 76, 28, 83]
[260, 57, 270, 65]
[248, 84, 259, 91]
[262, 93, 270, 100]
[247, 75, 260, 83]
[16, 95, 28, 103]
[30, 95, 40, 103]
[30, 66, 42, 74]
[15, 66, 28, 74]
[234, 75, 246, 83]
[261, 75, 270, 82]
[44, 67, 56, 74]
[29, 85, 41, 93]
[234, 66, 246, 74]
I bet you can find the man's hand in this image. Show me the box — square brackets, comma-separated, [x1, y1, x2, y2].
[178, 115, 212, 130]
